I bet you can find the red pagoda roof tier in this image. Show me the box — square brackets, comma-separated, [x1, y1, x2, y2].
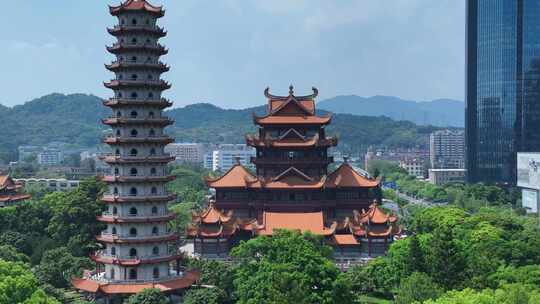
[90, 253, 182, 266]
[191, 203, 233, 224]
[101, 194, 176, 204]
[0, 193, 31, 203]
[355, 203, 398, 225]
[102, 117, 174, 127]
[246, 134, 337, 148]
[109, 0, 165, 17]
[256, 211, 336, 236]
[72, 270, 200, 295]
[103, 98, 173, 109]
[101, 175, 175, 183]
[329, 234, 359, 245]
[107, 43, 168, 55]
[107, 25, 166, 37]
[105, 61, 170, 72]
[96, 233, 177, 244]
[205, 164, 261, 188]
[326, 163, 381, 188]
[104, 80, 171, 90]
[103, 136, 174, 145]
[253, 114, 332, 126]
[101, 155, 175, 164]
[97, 213, 176, 223]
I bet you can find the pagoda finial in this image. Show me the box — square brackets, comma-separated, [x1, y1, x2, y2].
[343, 155, 349, 163]
[234, 156, 241, 165]
[289, 85, 294, 96]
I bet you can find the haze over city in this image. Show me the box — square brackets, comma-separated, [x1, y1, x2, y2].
[0, 0, 464, 108]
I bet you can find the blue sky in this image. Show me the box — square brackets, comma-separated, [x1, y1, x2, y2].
[0, 0, 464, 108]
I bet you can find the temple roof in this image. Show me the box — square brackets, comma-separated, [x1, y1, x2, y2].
[326, 163, 380, 188]
[192, 203, 233, 224]
[109, 0, 164, 16]
[256, 211, 336, 236]
[205, 164, 260, 188]
[0, 175, 22, 191]
[357, 203, 398, 225]
[254, 114, 332, 126]
[330, 234, 359, 245]
[246, 133, 337, 148]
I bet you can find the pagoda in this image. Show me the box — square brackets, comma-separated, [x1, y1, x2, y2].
[0, 175, 30, 207]
[188, 86, 401, 264]
[72, 0, 198, 300]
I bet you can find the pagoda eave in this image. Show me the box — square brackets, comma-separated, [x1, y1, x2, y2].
[97, 213, 177, 224]
[104, 80, 171, 90]
[101, 155, 176, 164]
[106, 44, 168, 55]
[103, 137, 175, 145]
[96, 234, 177, 244]
[102, 118, 174, 127]
[100, 194, 177, 204]
[103, 98, 173, 109]
[105, 62, 170, 73]
[101, 175, 176, 183]
[107, 26, 167, 37]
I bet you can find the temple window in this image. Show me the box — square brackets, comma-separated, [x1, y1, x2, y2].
[115, 149, 121, 156]
[131, 74, 138, 80]
[150, 168, 157, 176]
[129, 227, 137, 236]
[130, 92, 138, 99]
[149, 129, 156, 137]
[148, 92, 154, 99]
[121, 19, 125, 25]
[146, 19, 150, 25]
[117, 111, 122, 117]
[111, 247, 116, 256]
[131, 18, 137, 25]
[147, 74, 153, 80]
[151, 187, 158, 195]
[114, 168, 119, 175]
[130, 111, 138, 118]
[117, 92, 123, 98]
[116, 129, 121, 136]
[150, 148, 156, 156]
[112, 207, 118, 215]
[153, 267, 159, 279]
[131, 38, 137, 44]
[129, 269, 137, 280]
[148, 111, 155, 118]
[289, 193, 296, 201]
[131, 56, 137, 62]
[113, 187, 119, 195]
[112, 227, 117, 235]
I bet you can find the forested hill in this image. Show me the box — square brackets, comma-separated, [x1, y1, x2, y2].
[0, 93, 446, 161]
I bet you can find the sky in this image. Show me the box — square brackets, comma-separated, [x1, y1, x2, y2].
[0, 0, 465, 108]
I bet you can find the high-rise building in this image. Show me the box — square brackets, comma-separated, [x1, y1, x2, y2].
[203, 144, 255, 172]
[72, 0, 198, 299]
[37, 148, 64, 166]
[164, 143, 205, 164]
[466, 0, 540, 184]
[430, 130, 465, 169]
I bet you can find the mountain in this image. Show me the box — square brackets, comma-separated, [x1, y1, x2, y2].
[317, 95, 464, 127]
[0, 94, 446, 162]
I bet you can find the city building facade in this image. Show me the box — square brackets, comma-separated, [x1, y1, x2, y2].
[428, 169, 467, 185]
[72, 1, 198, 300]
[399, 159, 425, 178]
[466, 0, 540, 184]
[15, 178, 80, 192]
[430, 130, 465, 169]
[204, 144, 255, 172]
[37, 148, 64, 166]
[164, 143, 205, 164]
[188, 87, 401, 267]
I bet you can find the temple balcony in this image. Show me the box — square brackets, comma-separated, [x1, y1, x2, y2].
[83, 267, 192, 284]
[102, 117, 174, 127]
[106, 42, 168, 55]
[106, 60, 170, 72]
[107, 25, 167, 37]
[91, 251, 182, 265]
[104, 98, 173, 109]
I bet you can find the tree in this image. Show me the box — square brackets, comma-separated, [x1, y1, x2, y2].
[187, 259, 234, 298]
[0, 260, 59, 304]
[407, 235, 425, 274]
[35, 247, 91, 288]
[183, 288, 227, 304]
[395, 272, 442, 304]
[425, 226, 466, 289]
[231, 230, 351, 304]
[125, 288, 170, 304]
[0, 245, 30, 263]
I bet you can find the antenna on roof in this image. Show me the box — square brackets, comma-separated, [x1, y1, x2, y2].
[289, 85, 294, 96]
[343, 156, 349, 163]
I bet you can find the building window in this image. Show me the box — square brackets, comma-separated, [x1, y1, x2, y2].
[130, 187, 137, 196]
[149, 129, 156, 137]
[130, 111, 138, 118]
[129, 207, 137, 216]
[112, 227, 117, 235]
[152, 246, 159, 255]
[116, 129, 121, 136]
[113, 187, 118, 195]
[151, 187, 157, 195]
[150, 148, 156, 156]
[130, 168, 138, 176]
[153, 267, 159, 279]
[152, 226, 159, 235]
[131, 38, 137, 44]
[148, 92, 154, 99]
[117, 111, 122, 117]
[131, 74, 138, 80]
[131, 18, 137, 25]
[130, 149, 138, 156]
[129, 268, 137, 280]
[111, 247, 116, 256]
[129, 227, 137, 236]
[151, 206, 158, 214]
[148, 111, 155, 118]
[130, 129, 138, 137]
[129, 248, 137, 257]
[112, 207, 118, 215]
[115, 149, 121, 156]
[131, 56, 137, 62]
[130, 92, 138, 99]
[150, 168, 157, 176]
[114, 168, 119, 175]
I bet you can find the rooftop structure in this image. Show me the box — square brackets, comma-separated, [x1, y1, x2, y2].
[0, 175, 31, 207]
[188, 87, 401, 264]
[72, 1, 198, 300]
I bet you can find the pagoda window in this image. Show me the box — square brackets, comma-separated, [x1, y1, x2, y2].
[130, 129, 138, 137]
[131, 74, 138, 80]
[115, 149, 121, 156]
[129, 248, 137, 257]
[153, 267, 159, 279]
[111, 247, 116, 256]
[151, 187, 158, 195]
[113, 187, 119, 195]
[147, 74, 153, 80]
[146, 19, 150, 25]
[289, 193, 296, 201]
[130, 168, 138, 176]
[129, 207, 137, 216]
[118, 74, 123, 80]
[129, 269, 137, 280]
[117, 111, 122, 117]
[110, 269, 115, 280]
[117, 91, 123, 98]
[121, 19, 125, 25]
[149, 129, 156, 137]
[152, 246, 159, 255]
[131, 56, 137, 62]
[130, 148, 138, 156]
[113, 206, 118, 215]
[112, 227, 117, 235]
[129, 187, 137, 196]
[146, 38, 151, 44]
[148, 92, 154, 99]
[116, 130, 121, 136]
[130, 92, 138, 99]
[129, 227, 137, 236]
[130, 111, 138, 118]
[114, 168, 119, 175]
[146, 56, 152, 62]
[150, 148, 156, 156]
[152, 226, 159, 235]
[131, 38, 137, 44]
[131, 18, 137, 25]
[151, 206, 158, 214]
[150, 168, 157, 176]
[148, 111, 155, 118]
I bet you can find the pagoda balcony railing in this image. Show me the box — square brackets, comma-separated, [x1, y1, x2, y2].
[85, 268, 189, 284]
[251, 156, 333, 164]
[94, 250, 178, 261]
[109, 24, 165, 32]
[109, 97, 169, 102]
[108, 42, 166, 50]
[101, 211, 170, 217]
[110, 79, 170, 86]
[110, 59, 168, 66]
[100, 232, 175, 240]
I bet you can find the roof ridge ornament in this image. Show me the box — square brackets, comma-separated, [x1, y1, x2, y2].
[264, 86, 319, 100]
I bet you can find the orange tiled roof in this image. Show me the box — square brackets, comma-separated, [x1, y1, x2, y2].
[246, 134, 337, 148]
[254, 115, 332, 125]
[205, 164, 260, 188]
[357, 203, 397, 225]
[261, 167, 326, 189]
[325, 163, 380, 188]
[0, 194, 31, 202]
[330, 234, 359, 245]
[192, 203, 233, 224]
[109, 0, 164, 16]
[256, 211, 336, 236]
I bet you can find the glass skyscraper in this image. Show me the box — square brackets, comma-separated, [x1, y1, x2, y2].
[466, 0, 540, 184]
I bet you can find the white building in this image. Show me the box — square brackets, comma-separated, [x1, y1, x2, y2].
[517, 152, 540, 213]
[15, 178, 80, 192]
[428, 169, 467, 185]
[429, 130, 465, 169]
[204, 144, 255, 172]
[164, 143, 205, 163]
[18, 146, 41, 162]
[399, 159, 425, 177]
[37, 148, 64, 166]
